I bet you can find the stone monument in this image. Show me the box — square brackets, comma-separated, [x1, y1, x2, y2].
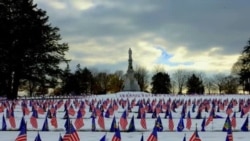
[123, 48, 140, 91]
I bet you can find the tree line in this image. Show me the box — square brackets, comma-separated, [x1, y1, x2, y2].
[56, 65, 240, 96]
[0, 0, 250, 99]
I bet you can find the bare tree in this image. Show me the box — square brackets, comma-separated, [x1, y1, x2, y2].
[170, 79, 176, 94]
[153, 64, 165, 74]
[213, 73, 226, 94]
[172, 69, 189, 94]
[203, 77, 215, 94]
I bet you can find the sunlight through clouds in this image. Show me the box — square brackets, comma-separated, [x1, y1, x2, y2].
[71, 0, 95, 11]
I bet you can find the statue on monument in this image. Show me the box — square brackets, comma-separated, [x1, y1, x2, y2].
[122, 48, 140, 91]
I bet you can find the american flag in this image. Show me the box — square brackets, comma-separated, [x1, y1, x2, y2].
[22, 106, 30, 116]
[58, 134, 63, 141]
[15, 122, 26, 141]
[119, 110, 128, 130]
[74, 109, 84, 130]
[100, 134, 106, 141]
[189, 127, 201, 141]
[68, 105, 76, 116]
[231, 112, 236, 129]
[186, 111, 192, 130]
[9, 109, 16, 128]
[34, 132, 42, 141]
[205, 108, 214, 126]
[37, 106, 45, 115]
[50, 113, 58, 128]
[2, 115, 7, 131]
[147, 128, 157, 141]
[63, 123, 80, 141]
[30, 115, 38, 129]
[98, 112, 105, 130]
[226, 104, 233, 116]
[168, 112, 174, 131]
[112, 126, 121, 141]
[225, 127, 233, 141]
[140, 111, 147, 129]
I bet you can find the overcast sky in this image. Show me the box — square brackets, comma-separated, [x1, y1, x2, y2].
[34, 0, 250, 75]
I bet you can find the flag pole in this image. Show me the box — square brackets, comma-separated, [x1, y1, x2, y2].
[211, 118, 213, 131]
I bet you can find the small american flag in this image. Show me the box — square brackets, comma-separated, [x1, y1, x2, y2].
[186, 111, 192, 130]
[140, 111, 147, 129]
[30, 116, 38, 129]
[74, 109, 84, 130]
[9, 109, 16, 128]
[168, 112, 174, 131]
[147, 128, 157, 141]
[98, 112, 105, 130]
[119, 110, 128, 130]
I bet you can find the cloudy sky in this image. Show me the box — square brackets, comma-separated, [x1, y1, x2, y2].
[34, 0, 250, 75]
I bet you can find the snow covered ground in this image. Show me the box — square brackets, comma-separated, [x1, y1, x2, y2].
[0, 92, 250, 141]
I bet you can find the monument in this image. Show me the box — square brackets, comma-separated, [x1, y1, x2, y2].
[123, 48, 140, 91]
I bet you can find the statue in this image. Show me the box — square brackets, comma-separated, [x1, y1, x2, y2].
[122, 48, 140, 91]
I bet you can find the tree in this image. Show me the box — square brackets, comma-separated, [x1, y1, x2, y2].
[0, 0, 69, 99]
[151, 72, 171, 94]
[232, 39, 250, 94]
[213, 73, 226, 94]
[203, 77, 216, 94]
[134, 66, 149, 92]
[170, 79, 176, 94]
[79, 67, 93, 94]
[186, 74, 204, 94]
[94, 72, 110, 94]
[108, 70, 124, 93]
[222, 75, 239, 94]
[172, 69, 189, 94]
[61, 64, 79, 95]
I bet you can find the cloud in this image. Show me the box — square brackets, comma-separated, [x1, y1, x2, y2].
[33, 0, 250, 75]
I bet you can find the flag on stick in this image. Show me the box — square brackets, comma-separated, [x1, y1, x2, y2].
[15, 122, 26, 141]
[30, 110, 38, 129]
[225, 125, 233, 141]
[99, 133, 106, 141]
[119, 110, 128, 130]
[241, 115, 248, 131]
[140, 111, 147, 129]
[147, 127, 157, 141]
[112, 124, 121, 141]
[9, 108, 16, 128]
[2, 115, 7, 131]
[34, 132, 42, 141]
[127, 115, 135, 132]
[186, 111, 192, 130]
[189, 125, 201, 141]
[74, 109, 84, 130]
[63, 122, 80, 141]
[98, 112, 105, 130]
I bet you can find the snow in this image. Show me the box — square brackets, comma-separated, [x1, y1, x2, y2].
[1, 92, 250, 141]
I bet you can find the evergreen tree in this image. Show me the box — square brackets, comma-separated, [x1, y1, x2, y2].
[0, 0, 69, 99]
[186, 74, 204, 94]
[151, 72, 171, 94]
[232, 39, 250, 93]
